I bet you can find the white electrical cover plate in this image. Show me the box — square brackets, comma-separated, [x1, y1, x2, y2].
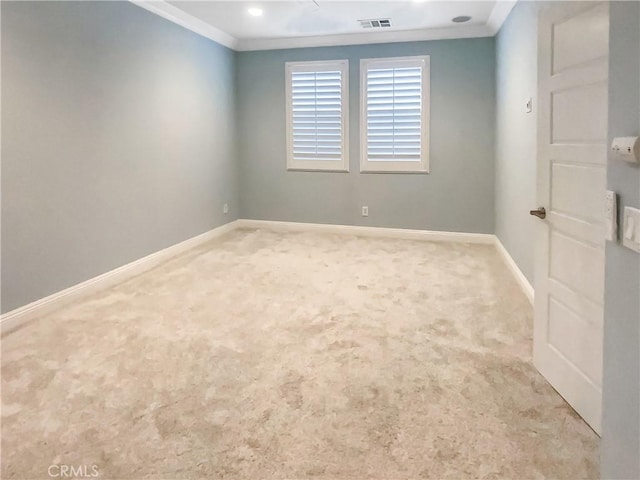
[622, 206, 640, 253]
[605, 190, 617, 241]
[611, 136, 640, 163]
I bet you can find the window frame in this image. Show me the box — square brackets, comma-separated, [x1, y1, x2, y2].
[285, 59, 350, 172]
[359, 55, 430, 174]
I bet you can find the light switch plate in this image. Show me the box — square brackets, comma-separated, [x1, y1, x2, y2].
[622, 206, 640, 253]
[525, 97, 533, 114]
[605, 190, 617, 241]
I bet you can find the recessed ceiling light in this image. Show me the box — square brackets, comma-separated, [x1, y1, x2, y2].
[248, 7, 263, 17]
[452, 15, 472, 23]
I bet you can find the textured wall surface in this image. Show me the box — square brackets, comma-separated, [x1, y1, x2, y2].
[601, 2, 640, 477]
[237, 38, 496, 233]
[1, 1, 238, 312]
[494, 1, 538, 283]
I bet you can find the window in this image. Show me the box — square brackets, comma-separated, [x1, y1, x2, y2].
[285, 60, 349, 172]
[360, 55, 430, 173]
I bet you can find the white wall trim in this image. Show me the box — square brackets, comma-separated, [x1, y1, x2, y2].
[487, 0, 518, 35]
[2, 220, 534, 335]
[128, 0, 516, 52]
[494, 237, 534, 304]
[129, 0, 239, 50]
[1, 221, 239, 335]
[237, 25, 494, 52]
[236, 219, 496, 244]
[240, 220, 534, 303]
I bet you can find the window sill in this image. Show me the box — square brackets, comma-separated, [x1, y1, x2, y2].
[360, 168, 429, 174]
[287, 167, 350, 173]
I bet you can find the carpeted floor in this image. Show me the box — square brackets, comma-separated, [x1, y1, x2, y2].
[2, 228, 598, 479]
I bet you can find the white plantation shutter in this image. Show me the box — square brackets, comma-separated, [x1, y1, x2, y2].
[360, 56, 430, 173]
[286, 60, 349, 171]
[367, 67, 422, 161]
[291, 71, 342, 161]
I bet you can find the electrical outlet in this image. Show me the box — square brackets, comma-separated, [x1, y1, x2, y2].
[223, 203, 229, 214]
[362, 206, 369, 217]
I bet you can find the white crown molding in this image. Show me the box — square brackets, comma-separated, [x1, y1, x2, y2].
[494, 237, 534, 304]
[236, 24, 494, 51]
[487, 0, 518, 34]
[129, 0, 239, 50]
[1, 220, 239, 335]
[129, 0, 518, 52]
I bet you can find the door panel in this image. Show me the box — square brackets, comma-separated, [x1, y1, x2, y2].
[552, 3, 609, 73]
[551, 163, 606, 223]
[551, 84, 608, 143]
[548, 278, 603, 329]
[548, 298, 603, 384]
[549, 232, 605, 300]
[535, 1, 609, 434]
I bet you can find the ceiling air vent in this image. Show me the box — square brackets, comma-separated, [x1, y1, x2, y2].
[358, 18, 391, 29]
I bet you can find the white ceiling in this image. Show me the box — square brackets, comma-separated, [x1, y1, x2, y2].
[132, 0, 517, 51]
[169, 1, 494, 38]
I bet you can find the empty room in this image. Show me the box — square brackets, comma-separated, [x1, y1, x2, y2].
[1, 0, 639, 478]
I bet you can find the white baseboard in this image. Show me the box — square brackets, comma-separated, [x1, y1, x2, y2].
[2, 219, 533, 335]
[236, 219, 496, 244]
[238, 220, 534, 303]
[1, 220, 239, 335]
[493, 238, 534, 304]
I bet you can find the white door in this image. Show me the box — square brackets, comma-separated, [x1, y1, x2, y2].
[534, 1, 609, 435]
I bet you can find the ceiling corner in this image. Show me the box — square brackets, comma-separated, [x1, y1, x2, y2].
[129, 0, 240, 50]
[236, 24, 495, 52]
[487, 0, 518, 35]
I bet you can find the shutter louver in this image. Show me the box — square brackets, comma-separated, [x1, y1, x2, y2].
[366, 66, 422, 162]
[291, 70, 343, 162]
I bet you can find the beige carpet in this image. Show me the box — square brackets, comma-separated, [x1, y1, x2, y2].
[2, 228, 598, 479]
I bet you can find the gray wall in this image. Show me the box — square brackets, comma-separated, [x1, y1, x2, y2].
[1, 1, 238, 313]
[494, 0, 538, 283]
[236, 38, 496, 233]
[601, 2, 640, 477]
